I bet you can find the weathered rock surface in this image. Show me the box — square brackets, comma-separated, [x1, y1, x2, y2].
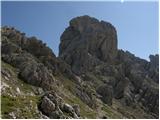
[1, 26, 78, 90]
[41, 96, 56, 114]
[72, 104, 80, 117]
[116, 50, 159, 116]
[59, 15, 118, 75]
[96, 84, 113, 105]
[148, 54, 159, 83]
[1, 26, 76, 80]
[74, 83, 97, 109]
[2, 49, 55, 90]
[39, 91, 80, 119]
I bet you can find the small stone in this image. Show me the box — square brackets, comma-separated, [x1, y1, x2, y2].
[72, 104, 80, 116]
[96, 84, 113, 105]
[9, 112, 16, 119]
[63, 103, 74, 113]
[4, 76, 9, 80]
[16, 87, 21, 94]
[73, 112, 79, 118]
[37, 88, 44, 95]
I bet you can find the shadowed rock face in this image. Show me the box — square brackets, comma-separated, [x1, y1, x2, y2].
[59, 15, 118, 75]
[96, 84, 113, 105]
[148, 54, 159, 83]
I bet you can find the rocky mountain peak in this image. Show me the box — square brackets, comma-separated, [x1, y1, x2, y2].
[1, 16, 159, 119]
[59, 16, 118, 74]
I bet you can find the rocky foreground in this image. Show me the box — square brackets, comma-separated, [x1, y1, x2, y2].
[1, 15, 159, 119]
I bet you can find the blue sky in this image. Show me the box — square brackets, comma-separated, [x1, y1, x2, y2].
[1, 1, 158, 60]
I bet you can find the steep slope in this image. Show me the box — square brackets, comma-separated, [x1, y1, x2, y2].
[1, 15, 159, 119]
[1, 61, 43, 119]
[59, 15, 159, 118]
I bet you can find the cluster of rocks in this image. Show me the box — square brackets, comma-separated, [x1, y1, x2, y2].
[1, 68, 12, 94]
[96, 84, 113, 105]
[2, 26, 75, 79]
[2, 42, 55, 90]
[1, 26, 76, 91]
[40, 91, 80, 119]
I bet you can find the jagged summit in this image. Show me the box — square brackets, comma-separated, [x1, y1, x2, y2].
[69, 15, 117, 34]
[59, 15, 117, 74]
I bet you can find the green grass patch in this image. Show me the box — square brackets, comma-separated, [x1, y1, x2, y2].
[1, 95, 16, 118]
[56, 74, 97, 118]
[1, 61, 16, 73]
[64, 94, 97, 118]
[101, 103, 123, 119]
[101, 105, 113, 117]
[1, 95, 41, 119]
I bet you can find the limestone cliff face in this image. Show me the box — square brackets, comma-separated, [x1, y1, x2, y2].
[59, 15, 117, 75]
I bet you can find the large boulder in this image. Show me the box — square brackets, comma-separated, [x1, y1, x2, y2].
[19, 61, 56, 90]
[59, 15, 118, 75]
[72, 104, 80, 117]
[63, 103, 74, 113]
[40, 96, 56, 115]
[75, 84, 97, 109]
[96, 84, 113, 105]
[39, 91, 80, 119]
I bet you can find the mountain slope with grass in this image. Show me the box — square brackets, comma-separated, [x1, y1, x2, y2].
[1, 15, 159, 119]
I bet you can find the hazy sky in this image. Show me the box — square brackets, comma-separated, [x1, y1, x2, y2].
[1, 1, 158, 60]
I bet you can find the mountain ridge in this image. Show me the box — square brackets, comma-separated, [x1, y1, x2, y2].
[1, 15, 159, 119]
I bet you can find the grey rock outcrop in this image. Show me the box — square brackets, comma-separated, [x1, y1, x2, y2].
[149, 54, 159, 70]
[2, 46, 55, 90]
[63, 103, 74, 113]
[1, 26, 78, 90]
[39, 91, 80, 119]
[72, 104, 80, 117]
[96, 84, 113, 105]
[116, 50, 159, 116]
[148, 54, 159, 83]
[1, 26, 76, 80]
[75, 84, 97, 109]
[59, 15, 118, 75]
[41, 96, 56, 114]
